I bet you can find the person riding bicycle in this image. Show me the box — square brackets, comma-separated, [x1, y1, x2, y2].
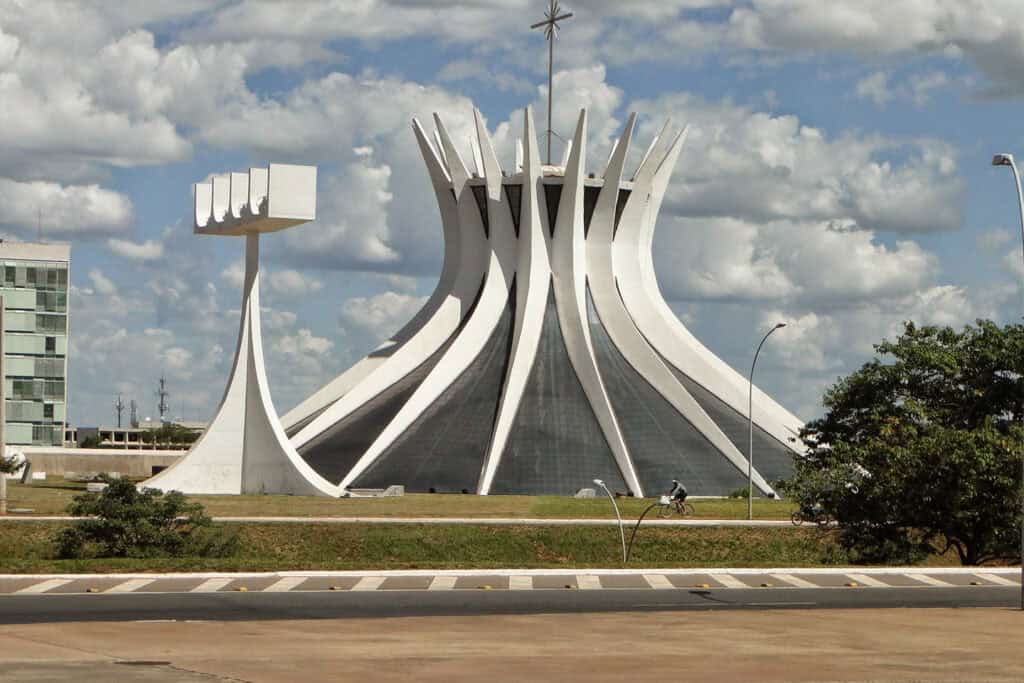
[669, 479, 688, 503]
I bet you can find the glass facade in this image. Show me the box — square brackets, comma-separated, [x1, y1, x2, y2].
[0, 243, 70, 446]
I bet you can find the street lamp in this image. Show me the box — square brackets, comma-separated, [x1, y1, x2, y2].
[748, 322, 786, 520]
[990, 152, 1024, 611]
[593, 478, 626, 563]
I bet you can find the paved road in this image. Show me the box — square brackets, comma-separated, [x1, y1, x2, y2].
[0, 515, 798, 526]
[0, 567, 1018, 623]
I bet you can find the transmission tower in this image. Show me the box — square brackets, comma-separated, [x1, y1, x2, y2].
[155, 375, 170, 423]
[114, 394, 125, 428]
[129, 400, 138, 428]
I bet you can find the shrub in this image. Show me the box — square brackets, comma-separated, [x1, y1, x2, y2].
[53, 478, 237, 559]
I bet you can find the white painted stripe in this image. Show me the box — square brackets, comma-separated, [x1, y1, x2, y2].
[846, 573, 889, 588]
[264, 577, 306, 593]
[351, 576, 386, 591]
[770, 573, 817, 588]
[190, 578, 233, 593]
[16, 579, 71, 594]
[428, 576, 457, 591]
[106, 578, 155, 594]
[713, 574, 748, 589]
[509, 575, 532, 591]
[975, 573, 1018, 586]
[576, 575, 602, 590]
[643, 574, 674, 590]
[905, 573, 953, 587]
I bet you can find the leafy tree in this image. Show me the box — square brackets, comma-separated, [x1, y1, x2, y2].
[785, 320, 1024, 565]
[141, 423, 199, 448]
[54, 478, 237, 559]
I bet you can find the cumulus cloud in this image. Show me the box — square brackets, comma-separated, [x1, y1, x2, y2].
[107, 238, 165, 262]
[0, 179, 133, 237]
[339, 291, 429, 343]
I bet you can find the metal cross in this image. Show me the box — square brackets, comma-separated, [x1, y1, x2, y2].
[531, 0, 573, 165]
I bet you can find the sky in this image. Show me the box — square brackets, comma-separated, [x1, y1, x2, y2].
[2, 0, 1024, 427]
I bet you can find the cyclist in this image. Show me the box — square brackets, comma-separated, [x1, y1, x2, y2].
[669, 479, 688, 504]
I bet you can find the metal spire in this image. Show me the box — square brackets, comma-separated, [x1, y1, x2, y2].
[531, 0, 573, 165]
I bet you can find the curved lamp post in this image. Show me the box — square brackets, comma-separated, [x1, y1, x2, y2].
[990, 152, 1024, 611]
[749, 322, 786, 520]
[625, 497, 670, 563]
[593, 478, 626, 563]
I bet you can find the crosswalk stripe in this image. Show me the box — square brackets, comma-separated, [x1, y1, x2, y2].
[264, 577, 306, 593]
[713, 574, 748, 588]
[975, 573, 1018, 586]
[16, 579, 71, 594]
[642, 574, 674, 590]
[428, 576, 457, 591]
[576, 575, 602, 590]
[770, 573, 818, 588]
[509, 576, 532, 590]
[846, 573, 889, 587]
[106, 579, 155, 593]
[905, 573, 953, 587]
[191, 578, 233, 593]
[351, 576, 386, 591]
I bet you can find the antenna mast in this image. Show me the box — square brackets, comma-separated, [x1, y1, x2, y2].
[130, 400, 138, 428]
[114, 394, 125, 428]
[531, 0, 574, 164]
[155, 375, 170, 423]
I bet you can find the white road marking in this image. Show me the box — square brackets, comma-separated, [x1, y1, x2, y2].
[351, 576, 386, 591]
[190, 578, 233, 593]
[769, 573, 818, 588]
[264, 577, 306, 593]
[846, 573, 889, 588]
[106, 579, 155, 594]
[428, 576, 457, 591]
[16, 579, 71, 594]
[576, 575, 602, 590]
[975, 573, 1018, 586]
[713, 574, 748, 589]
[509, 576, 533, 590]
[643, 574, 674, 590]
[905, 573, 953, 587]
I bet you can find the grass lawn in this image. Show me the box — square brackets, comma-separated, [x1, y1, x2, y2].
[0, 520, 944, 573]
[3, 481, 797, 519]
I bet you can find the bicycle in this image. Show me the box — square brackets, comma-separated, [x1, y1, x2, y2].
[657, 495, 695, 518]
[790, 504, 832, 529]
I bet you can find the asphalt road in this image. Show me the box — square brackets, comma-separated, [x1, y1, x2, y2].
[0, 584, 1016, 624]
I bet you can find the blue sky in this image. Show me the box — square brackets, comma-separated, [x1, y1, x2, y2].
[2, 0, 1023, 426]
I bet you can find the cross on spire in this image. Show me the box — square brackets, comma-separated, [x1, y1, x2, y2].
[531, 0, 573, 165]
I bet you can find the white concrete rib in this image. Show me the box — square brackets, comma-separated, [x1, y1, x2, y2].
[588, 117, 774, 496]
[339, 112, 511, 490]
[291, 118, 486, 454]
[479, 107, 554, 494]
[549, 110, 642, 497]
[618, 126, 803, 451]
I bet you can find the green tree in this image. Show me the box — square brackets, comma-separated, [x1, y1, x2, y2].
[786, 320, 1024, 565]
[54, 478, 237, 559]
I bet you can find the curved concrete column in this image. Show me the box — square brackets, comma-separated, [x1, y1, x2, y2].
[145, 232, 338, 497]
[281, 122, 464, 433]
[592, 122, 774, 495]
[546, 110, 641, 497]
[338, 111, 514, 489]
[616, 128, 804, 448]
[478, 107, 554, 494]
[290, 118, 487, 452]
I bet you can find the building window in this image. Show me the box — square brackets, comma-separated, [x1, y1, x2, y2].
[45, 337, 55, 354]
[43, 403, 53, 419]
[4, 266, 14, 287]
[26, 268, 35, 285]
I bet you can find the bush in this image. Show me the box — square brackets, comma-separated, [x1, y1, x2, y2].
[728, 488, 750, 499]
[53, 478, 237, 559]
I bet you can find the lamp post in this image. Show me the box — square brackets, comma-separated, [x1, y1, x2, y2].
[990, 152, 1024, 611]
[748, 322, 786, 520]
[593, 478, 626, 563]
